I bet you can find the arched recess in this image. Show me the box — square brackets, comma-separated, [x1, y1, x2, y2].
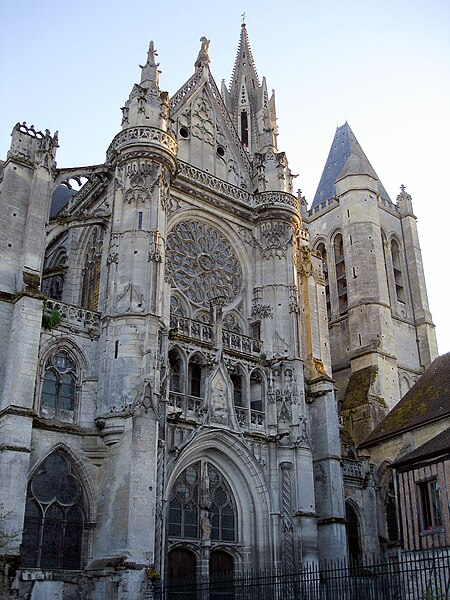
[79, 226, 104, 311]
[168, 346, 186, 395]
[315, 240, 330, 320]
[21, 447, 94, 570]
[164, 431, 272, 575]
[187, 351, 208, 399]
[42, 233, 69, 301]
[378, 462, 399, 545]
[345, 500, 362, 562]
[249, 368, 265, 413]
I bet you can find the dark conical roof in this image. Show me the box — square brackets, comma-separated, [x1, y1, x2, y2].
[311, 122, 391, 208]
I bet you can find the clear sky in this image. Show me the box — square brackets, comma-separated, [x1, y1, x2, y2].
[1, 0, 449, 354]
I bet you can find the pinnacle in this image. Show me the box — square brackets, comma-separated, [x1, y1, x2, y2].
[140, 40, 160, 88]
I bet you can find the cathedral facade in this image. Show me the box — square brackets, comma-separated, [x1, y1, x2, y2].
[0, 24, 437, 599]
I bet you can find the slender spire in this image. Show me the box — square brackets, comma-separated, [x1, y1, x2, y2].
[140, 41, 160, 88]
[229, 22, 259, 93]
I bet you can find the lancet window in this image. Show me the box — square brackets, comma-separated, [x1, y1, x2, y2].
[391, 239, 405, 303]
[21, 452, 86, 570]
[316, 242, 331, 319]
[334, 233, 347, 315]
[81, 227, 103, 311]
[40, 351, 77, 421]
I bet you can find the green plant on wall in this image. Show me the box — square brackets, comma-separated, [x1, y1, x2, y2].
[42, 308, 63, 330]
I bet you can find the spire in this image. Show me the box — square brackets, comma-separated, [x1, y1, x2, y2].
[229, 22, 260, 94]
[312, 123, 391, 208]
[140, 41, 160, 89]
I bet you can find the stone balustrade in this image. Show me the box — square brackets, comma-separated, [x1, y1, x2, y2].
[43, 299, 101, 337]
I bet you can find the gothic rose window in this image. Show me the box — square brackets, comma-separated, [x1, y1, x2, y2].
[21, 452, 86, 570]
[166, 221, 242, 307]
[40, 351, 77, 421]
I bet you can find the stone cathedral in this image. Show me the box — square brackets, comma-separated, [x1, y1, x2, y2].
[0, 24, 437, 599]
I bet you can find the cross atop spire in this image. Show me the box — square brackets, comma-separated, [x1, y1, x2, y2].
[140, 40, 160, 88]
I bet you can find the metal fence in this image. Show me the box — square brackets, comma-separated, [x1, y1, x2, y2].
[154, 548, 450, 600]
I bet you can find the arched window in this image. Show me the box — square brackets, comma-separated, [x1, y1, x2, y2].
[230, 370, 243, 407]
[21, 452, 86, 570]
[81, 228, 103, 311]
[40, 351, 77, 421]
[188, 355, 205, 399]
[391, 239, 405, 303]
[250, 370, 263, 412]
[317, 242, 331, 319]
[169, 349, 183, 394]
[345, 502, 361, 562]
[168, 462, 237, 544]
[334, 233, 347, 315]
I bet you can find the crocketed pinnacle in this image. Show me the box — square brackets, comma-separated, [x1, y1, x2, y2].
[229, 22, 260, 93]
[140, 41, 160, 88]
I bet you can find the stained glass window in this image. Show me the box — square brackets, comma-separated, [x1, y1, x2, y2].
[21, 452, 85, 570]
[168, 462, 237, 543]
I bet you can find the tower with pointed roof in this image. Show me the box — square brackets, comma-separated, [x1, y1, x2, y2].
[306, 122, 438, 447]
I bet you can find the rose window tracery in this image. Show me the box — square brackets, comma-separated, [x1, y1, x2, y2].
[166, 221, 242, 306]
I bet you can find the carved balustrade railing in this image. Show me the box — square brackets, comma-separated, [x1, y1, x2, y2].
[43, 299, 101, 337]
[168, 391, 203, 421]
[169, 316, 263, 357]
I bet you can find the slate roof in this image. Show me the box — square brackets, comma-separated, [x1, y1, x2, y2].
[392, 427, 450, 468]
[360, 353, 450, 447]
[50, 185, 77, 217]
[311, 122, 391, 208]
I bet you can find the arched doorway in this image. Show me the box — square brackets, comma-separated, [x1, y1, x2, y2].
[345, 503, 361, 562]
[167, 548, 196, 599]
[210, 550, 234, 599]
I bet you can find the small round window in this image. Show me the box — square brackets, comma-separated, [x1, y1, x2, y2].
[179, 127, 189, 139]
[216, 145, 225, 157]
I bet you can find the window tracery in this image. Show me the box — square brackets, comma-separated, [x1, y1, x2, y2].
[40, 351, 77, 421]
[168, 461, 237, 543]
[21, 452, 86, 570]
[166, 221, 242, 307]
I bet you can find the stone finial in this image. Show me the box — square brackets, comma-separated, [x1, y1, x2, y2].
[195, 36, 210, 69]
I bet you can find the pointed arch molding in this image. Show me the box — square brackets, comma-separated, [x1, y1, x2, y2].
[166, 430, 272, 558]
[27, 442, 96, 522]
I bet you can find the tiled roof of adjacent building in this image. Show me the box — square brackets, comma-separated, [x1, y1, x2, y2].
[392, 427, 450, 468]
[360, 353, 450, 447]
[311, 122, 391, 208]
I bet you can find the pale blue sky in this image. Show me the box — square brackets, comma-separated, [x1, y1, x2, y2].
[1, 0, 449, 353]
